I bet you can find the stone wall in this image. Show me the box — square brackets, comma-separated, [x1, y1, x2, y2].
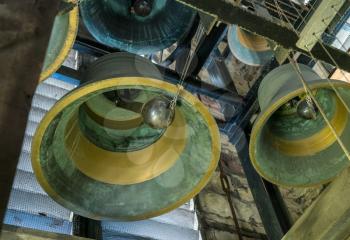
[278, 185, 325, 222]
[196, 134, 267, 240]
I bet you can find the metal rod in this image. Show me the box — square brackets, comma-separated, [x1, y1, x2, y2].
[219, 162, 244, 240]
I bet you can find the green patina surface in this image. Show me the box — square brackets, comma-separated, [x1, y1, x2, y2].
[39, 85, 213, 219]
[80, 89, 164, 152]
[268, 89, 336, 140]
[252, 64, 350, 186]
[256, 87, 350, 186]
[79, 107, 164, 152]
[79, 0, 196, 54]
[42, 11, 70, 72]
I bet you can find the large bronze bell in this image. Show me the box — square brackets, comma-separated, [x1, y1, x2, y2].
[227, 25, 274, 66]
[40, 0, 79, 81]
[250, 64, 350, 187]
[79, 0, 196, 54]
[32, 52, 221, 220]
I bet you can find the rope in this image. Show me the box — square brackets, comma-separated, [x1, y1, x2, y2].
[272, 0, 350, 161]
[273, 0, 350, 114]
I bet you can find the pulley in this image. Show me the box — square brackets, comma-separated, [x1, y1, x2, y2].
[40, 0, 79, 81]
[32, 52, 221, 220]
[227, 25, 274, 66]
[249, 63, 350, 187]
[79, 0, 196, 54]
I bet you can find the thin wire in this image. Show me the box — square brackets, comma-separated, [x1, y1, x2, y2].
[290, 0, 350, 73]
[272, 0, 350, 161]
[274, 0, 350, 114]
[169, 23, 206, 110]
[288, 57, 350, 161]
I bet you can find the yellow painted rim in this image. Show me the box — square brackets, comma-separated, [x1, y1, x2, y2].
[83, 103, 143, 130]
[66, 108, 188, 185]
[268, 92, 348, 156]
[39, 0, 79, 82]
[236, 27, 270, 52]
[84, 94, 144, 130]
[31, 77, 221, 220]
[249, 81, 350, 187]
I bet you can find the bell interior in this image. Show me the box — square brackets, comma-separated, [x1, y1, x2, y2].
[80, 0, 196, 54]
[254, 87, 350, 186]
[80, 89, 165, 152]
[38, 82, 215, 220]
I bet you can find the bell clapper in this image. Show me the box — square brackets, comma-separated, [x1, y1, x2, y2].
[130, 0, 153, 17]
[297, 96, 318, 120]
[142, 23, 205, 129]
[141, 96, 175, 129]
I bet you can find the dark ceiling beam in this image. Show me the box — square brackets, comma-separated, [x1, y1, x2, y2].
[0, 0, 60, 229]
[176, 0, 350, 71]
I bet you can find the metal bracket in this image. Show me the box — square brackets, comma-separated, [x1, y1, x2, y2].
[198, 12, 217, 34]
[296, 0, 347, 51]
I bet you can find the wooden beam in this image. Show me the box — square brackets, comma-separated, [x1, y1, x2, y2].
[175, 0, 350, 72]
[0, 0, 60, 229]
[1, 225, 90, 240]
[282, 167, 350, 240]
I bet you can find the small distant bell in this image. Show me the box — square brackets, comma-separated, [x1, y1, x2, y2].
[142, 96, 175, 129]
[131, 0, 153, 17]
[297, 99, 317, 120]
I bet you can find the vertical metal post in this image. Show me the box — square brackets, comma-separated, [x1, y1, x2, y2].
[73, 215, 102, 239]
[222, 60, 292, 240]
[0, 0, 60, 229]
[227, 127, 291, 240]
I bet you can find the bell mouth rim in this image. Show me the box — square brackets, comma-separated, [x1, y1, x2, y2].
[40, 0, 79, 82]
[227, 26, 272, 66]
[65, 107, 187, 185]
[31, 76, 221, 221]
[249, 80, 350, 187]
[236, 27, 270, 52]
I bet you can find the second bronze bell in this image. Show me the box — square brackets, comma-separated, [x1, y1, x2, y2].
[250, 63, 350, 187]
[31, 52, 221, 220]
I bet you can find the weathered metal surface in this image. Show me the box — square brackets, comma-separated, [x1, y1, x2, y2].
[80, 0, 196, 54]
[227, 26, 274, 66]
[40, 0, 78, 81]
[282, 166, 350, 240]
[32, 52, 221, 220]
[175, 0, 350, 72]
[250, 64, 350, 186]
[0, 0, 60, 230]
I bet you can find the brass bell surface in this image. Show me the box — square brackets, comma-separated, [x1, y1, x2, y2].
[40, 0, 79, 81]
[227, 26, 274, 66]
[79, 0, 196, 54]
[249, 64, 350, 187]
[32, 53, 221, 220]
